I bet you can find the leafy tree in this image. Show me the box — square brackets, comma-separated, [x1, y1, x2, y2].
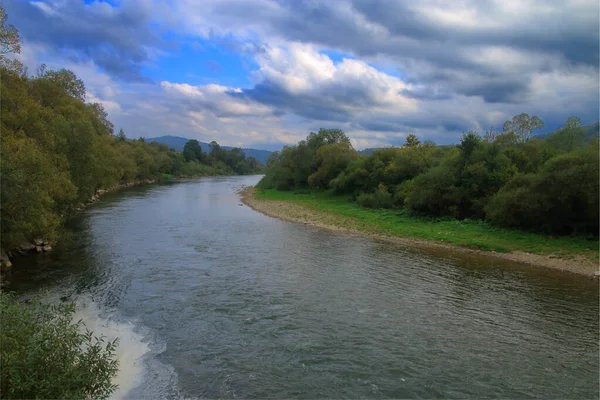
[0, 6, 22, 72]
[88, 102, 114, 135]
[502, 113, 544, 143]
[308, 142, 357, 188]
[0, 293, 119, 399]
[183, 139, 203, 162]
[260, 116, 597, 236]
[545, 116, 586, 153]
[42, 69, 86, 101]
[404, 134, 421, 147]
[486, 144, 599, 234]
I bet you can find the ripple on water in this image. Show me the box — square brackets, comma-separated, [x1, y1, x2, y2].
[6, 176, 599, 399]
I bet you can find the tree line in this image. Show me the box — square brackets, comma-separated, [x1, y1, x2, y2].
[258, 116, 599, 236]
[0, 13, 262, 251]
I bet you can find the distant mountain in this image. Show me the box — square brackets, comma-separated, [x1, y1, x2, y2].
[147, 135, 273, 164]
[357, 148, 380, 156]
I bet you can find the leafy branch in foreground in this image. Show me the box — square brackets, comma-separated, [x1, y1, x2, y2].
[0, 293, 119, 400]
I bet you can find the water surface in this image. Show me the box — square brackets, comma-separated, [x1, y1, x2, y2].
[7, 176, 599, 399]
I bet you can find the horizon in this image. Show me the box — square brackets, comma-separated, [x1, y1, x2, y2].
[7, 0, 599, 150]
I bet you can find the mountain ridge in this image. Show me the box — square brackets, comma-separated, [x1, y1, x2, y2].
[147, 135, 273, 164]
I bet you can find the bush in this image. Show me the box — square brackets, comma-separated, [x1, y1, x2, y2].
[393, 179, 414, 208]
[406, 165, 458, 217]
[0, 293, 119, 399]
[486, 146, 599, 234]
[356, 184, 394, 209]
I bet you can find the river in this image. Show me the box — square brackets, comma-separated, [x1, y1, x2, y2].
[5, 175, 599, 399]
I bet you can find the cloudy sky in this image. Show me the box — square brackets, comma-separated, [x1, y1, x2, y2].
[7, 0, 599, 150]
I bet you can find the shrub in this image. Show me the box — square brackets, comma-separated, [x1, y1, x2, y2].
[0, 293, 119, 399]
[406, 165, 457, 217]
[356, 184, 394, 209]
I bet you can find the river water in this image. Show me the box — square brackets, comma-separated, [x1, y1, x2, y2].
[5, 176, 599, 399]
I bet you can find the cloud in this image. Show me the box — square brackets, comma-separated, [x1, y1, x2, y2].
[173, 0, 599, 103]
[235, 44, 417, 121]
[7, 0, 599, 149]
[5, 0, 166, 81]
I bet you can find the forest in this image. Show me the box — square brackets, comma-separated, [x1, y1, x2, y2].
[0, 36, 261, 252]
[257, 118, 599, 237]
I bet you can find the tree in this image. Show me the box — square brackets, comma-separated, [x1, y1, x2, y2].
[483, 127, 499, 142]
[117, 128, 127, 141]
[0, 293, 119, 399]
[183, 139, 203, 162]
[0, 6, 22, 72]
[458, 131, 482, 164]
[502, 113, 544, 143]
[404, 134, 421, 148]
[43, 69, 86, 101]
[87, 102, 114, 135]
[562, 116, 581, 130]
[545, 116, 586, 153]
[308, 142, 357, 188]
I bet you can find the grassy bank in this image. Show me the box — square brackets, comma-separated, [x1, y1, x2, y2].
[249, 188, 599, 273]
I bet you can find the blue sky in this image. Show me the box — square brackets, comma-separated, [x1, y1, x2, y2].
[6, 0, 600, 150]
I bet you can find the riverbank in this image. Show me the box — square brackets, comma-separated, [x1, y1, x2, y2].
[241, 187, 599, 277]
[0, 178, 158, 271]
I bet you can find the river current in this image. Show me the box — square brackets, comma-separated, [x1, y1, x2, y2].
[6, 176, 599, 399]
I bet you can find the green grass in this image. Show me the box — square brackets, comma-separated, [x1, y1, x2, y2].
[255, 189, 599, 259]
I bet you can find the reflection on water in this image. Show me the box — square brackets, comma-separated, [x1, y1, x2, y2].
[6, 176, 599, 399]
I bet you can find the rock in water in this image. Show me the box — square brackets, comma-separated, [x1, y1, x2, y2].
[35, 246, 43, 253]
[42, 245, 52, 252]
[34, 238, 44, 246]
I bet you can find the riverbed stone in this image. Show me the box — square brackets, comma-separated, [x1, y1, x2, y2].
[34, 238, 44, 246]
[42, 245, 52, 252]
[20, 243, 36, 252]
[35, 246, 43, 253]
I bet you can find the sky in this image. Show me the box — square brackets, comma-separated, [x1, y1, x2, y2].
[6, 0, 600, 150]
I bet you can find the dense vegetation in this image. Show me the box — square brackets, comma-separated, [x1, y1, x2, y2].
[258, 119, 599, 238]
[0, 10, 262, 251]
[0, 293, 119, 399]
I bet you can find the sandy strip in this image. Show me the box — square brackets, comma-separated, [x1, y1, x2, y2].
[240, 186, 599, 278]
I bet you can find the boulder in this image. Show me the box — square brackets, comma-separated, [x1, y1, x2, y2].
[35, 246, 43, 253]
[20, 243, 36, 252]
[42, 245, 52, 252]
[34, 238, 44, 246]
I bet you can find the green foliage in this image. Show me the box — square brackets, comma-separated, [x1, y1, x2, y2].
[183, 139, 203, 162]
[486, 144, 599, 234]
[503, 113, 544, 143]
[259, 114, 599, 237]
[258, 128, 352, 190]
[0, 6, 22, 72]
[0, 60, 261, 250]
[308, 142, 357, 188]
[0, 293, 119, 399]
[357, 184, 394, 209]
[256, 189, 598, 257]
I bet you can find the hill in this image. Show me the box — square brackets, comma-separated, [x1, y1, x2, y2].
[147, 135, 273, 164]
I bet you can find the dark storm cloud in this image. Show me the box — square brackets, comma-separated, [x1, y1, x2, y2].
[5, 0, 163, 81]
[233, 81, 353, 122]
